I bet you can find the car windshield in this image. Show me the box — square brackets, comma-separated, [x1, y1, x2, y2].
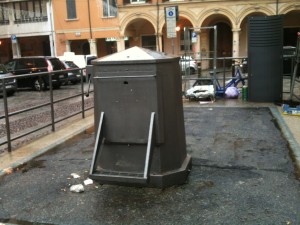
[49, 59, 64, 70]
[65, 61, 79, 68]
[0, 64, 8, 74]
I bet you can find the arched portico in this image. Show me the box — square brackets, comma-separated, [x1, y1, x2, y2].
[115, 1, 300, 59]
[238, 12, 267, 57]
[161, 16, 194, 56]
[118, 17, 157, 51]
[282, 9, 300, 46]
[197, 14, 233, 68]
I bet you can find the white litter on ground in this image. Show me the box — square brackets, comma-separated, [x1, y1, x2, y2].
[70, 184, 84, 193]
[84, 178, 93, 186]
[70, 173, 80, 178]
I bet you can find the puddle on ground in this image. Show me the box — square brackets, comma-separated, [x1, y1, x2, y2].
[17, 159, 46, 173]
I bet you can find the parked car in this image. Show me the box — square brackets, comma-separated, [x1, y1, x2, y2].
[58, 53, 97, 82]
[84, 55, 97, 81]
[61, 60, 81, 84]
[179, 55, 199, 75]
[0, 64, 17, 96]
[5, 56, 68, 91]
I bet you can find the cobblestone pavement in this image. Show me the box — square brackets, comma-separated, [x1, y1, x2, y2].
[0, 83, 94, 153]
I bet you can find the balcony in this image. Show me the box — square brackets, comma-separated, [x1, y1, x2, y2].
[0, 20, 9, 25]
[14, 16, 48, 24]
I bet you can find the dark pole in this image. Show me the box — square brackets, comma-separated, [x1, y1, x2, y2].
[87, 0, 93, 39]
[276, 0, 279, 15]
[156, 1, 160, 51]
[3, 81, 12, 152]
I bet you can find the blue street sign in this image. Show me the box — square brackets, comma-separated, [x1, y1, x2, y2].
[11, 35, 17, 43]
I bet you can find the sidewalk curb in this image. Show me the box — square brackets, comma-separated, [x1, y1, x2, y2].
[270, 106, 300, 170]
[0, 115, 94, 178]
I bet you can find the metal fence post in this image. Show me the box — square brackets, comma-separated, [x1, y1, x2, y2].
[223, 57, 226, 90]
[81, 69, 85, 118]
[2, 79, 12, 152]
[49, 73, 55, 132]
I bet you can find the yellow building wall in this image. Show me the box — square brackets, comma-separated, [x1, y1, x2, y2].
[53, 0, 120, 55]
[52, 0, 300, 57]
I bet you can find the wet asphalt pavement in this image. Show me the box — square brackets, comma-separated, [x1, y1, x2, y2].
[0, 107, 299, 225]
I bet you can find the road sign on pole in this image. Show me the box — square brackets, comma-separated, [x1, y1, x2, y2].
[165, 6, 177, 38]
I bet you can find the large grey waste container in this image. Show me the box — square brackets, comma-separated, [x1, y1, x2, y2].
[89, 47, 192, 188]
[248, 15, 283, 102]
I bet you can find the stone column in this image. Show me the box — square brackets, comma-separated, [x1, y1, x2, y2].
[65, 40, 71, 52]
[200, 30, 209, 70]
[157, 33, 163, 52]
[12, 42, 21, 58]
[193, 29, 201, 60]
[232, 28, 241, 58]
[117, 36, 126, 52]
[89, 39, 97, 56]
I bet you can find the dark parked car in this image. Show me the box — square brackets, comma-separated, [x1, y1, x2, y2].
[61, 60, 81, 84]
[0, 64, 17, 96]
[5, 56, 68, 91]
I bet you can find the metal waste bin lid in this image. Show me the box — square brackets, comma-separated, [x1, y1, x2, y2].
[92, 46, 176, 65]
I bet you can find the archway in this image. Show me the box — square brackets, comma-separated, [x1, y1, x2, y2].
[82, 42, 90, 55]
[201, 14, 232, 68]
[239, 12, 267, 57]
[70, 40, 90, 55]
[162, 16, 193, 56]
[124, 18, 156, 50]
[283, 10, 300, 46]
[209, 22, 232, 58]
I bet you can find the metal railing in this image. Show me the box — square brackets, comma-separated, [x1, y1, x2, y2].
[0, 68, 94, 152]
[14, 16, 48, 24]
[181, 55, 298, 101]
[181, 56, 248, 94]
